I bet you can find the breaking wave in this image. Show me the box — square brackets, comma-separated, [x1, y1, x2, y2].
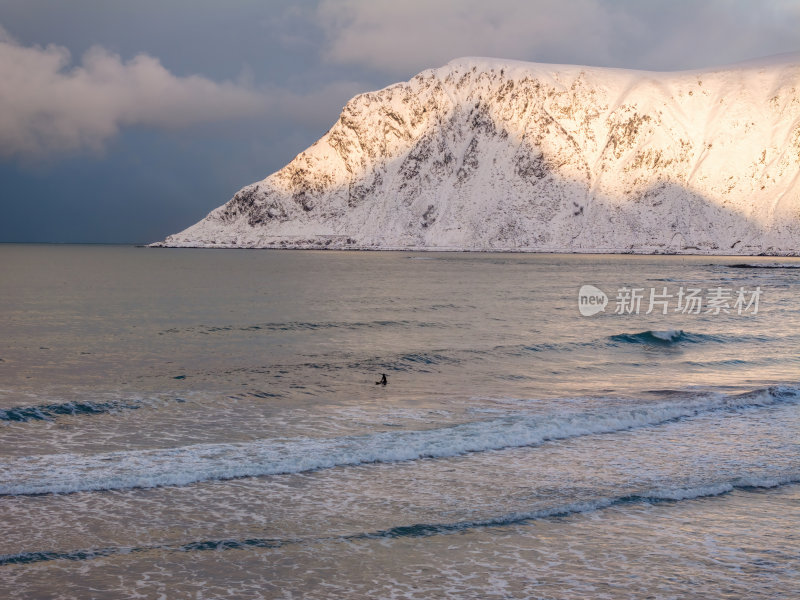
[1, 386, 797, 496]
[1, 399, 143, 423]
[0, 396, 187, 423]
[608, 330, 719, 345]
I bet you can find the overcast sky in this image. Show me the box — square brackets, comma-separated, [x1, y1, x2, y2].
[1, 0, 798, 243]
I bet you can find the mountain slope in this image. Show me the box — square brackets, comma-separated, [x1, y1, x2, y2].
[159, 55, 800, 254]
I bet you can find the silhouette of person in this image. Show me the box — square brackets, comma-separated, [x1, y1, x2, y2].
[376, 373, 387, 386]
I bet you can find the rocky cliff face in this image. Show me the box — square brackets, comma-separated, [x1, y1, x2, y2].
[159, 55, 800, 254]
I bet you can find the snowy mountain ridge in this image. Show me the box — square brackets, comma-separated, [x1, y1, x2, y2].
[158, 55, 800, 254]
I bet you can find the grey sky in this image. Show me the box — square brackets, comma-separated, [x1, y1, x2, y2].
[1, 0, 798, 242]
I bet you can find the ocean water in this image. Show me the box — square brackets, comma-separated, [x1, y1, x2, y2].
[0, 245, 798, 599]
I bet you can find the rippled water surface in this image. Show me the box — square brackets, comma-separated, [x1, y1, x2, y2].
[1, 245, 798, 599]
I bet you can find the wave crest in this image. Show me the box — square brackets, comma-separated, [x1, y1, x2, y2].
[609, 330, 715, 345]
[1, 385, 797, 496]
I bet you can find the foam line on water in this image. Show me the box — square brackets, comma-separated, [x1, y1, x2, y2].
[0, 386, 797, 495]
[363, 472, 800, 538]
[1, 474, 797, 566]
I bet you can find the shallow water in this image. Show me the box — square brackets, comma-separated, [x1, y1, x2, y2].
[0, 245, 798, 598]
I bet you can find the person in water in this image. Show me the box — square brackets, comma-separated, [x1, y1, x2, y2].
[376, 373, 387, 386]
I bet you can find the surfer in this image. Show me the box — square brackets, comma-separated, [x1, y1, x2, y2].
[376, 373, 388, 386]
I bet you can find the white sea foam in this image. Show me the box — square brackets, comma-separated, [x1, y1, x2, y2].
[0, 387, 796, 495]
[650, 329, 683, 342]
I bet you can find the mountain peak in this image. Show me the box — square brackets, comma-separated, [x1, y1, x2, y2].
[158, 55, 800, 254]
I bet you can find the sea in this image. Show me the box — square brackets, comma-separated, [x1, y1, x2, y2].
[0, 244, 798, 599]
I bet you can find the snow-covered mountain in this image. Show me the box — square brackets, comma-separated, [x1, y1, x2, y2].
[158, 55, 800, 254]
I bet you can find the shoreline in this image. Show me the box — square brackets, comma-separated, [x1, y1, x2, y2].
[145, 242, 800, 257]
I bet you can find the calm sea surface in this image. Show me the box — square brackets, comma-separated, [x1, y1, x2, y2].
[0, 245, 798, 599]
